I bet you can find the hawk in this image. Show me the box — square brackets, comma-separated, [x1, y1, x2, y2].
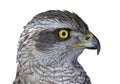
[13, 10, 100, 84]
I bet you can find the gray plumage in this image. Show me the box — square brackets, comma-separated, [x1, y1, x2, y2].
[13, 10, 100, 84]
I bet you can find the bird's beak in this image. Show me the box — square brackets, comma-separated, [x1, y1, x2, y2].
[85, 35, 101, 55]
[69, 31, 101, 55]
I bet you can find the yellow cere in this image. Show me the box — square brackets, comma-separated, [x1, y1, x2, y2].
[86, 34, 93, 41]
[68, 34, 93, 48]
[59, 30, 69, 39]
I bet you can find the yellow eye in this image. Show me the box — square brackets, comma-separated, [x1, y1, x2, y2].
[59, 29, 69, 39]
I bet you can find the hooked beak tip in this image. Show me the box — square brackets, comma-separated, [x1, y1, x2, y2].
[97, 40, 101, 55]
[86, 35, 101, 55]
[95, 35, 101, 55]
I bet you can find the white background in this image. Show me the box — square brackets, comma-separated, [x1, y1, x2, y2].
[0, 0, 120, 84]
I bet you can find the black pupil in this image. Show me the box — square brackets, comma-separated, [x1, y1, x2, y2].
[62, 32, 66, 36]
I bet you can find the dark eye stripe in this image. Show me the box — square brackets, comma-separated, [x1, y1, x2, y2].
[35, 28, 71, 51]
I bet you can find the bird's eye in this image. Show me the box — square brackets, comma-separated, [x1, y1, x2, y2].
[59, 29, 69, 39]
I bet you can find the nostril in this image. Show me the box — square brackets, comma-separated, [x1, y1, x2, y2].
[85, 36, 90, 40]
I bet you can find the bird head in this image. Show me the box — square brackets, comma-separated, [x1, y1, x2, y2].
[18, 10, 100, 66]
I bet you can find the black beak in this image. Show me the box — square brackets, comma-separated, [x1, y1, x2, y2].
[86, 35, 101, 55]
